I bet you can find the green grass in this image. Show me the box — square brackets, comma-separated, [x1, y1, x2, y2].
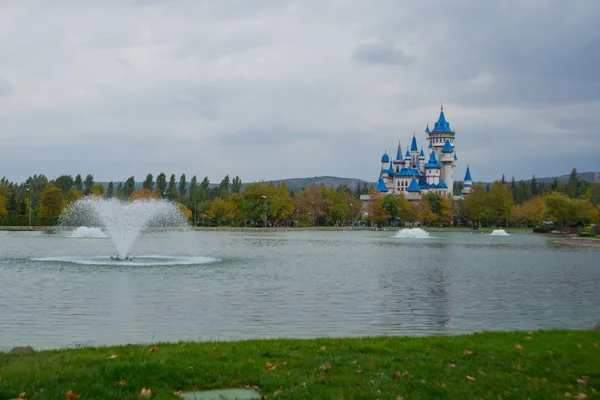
[1, 331, 599, 399]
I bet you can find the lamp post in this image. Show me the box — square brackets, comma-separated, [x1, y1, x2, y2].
[202, 214, 206, 227]
[195, 201, 198, 227]
[261, 195, 268, 228]
[350, 203, 354, 225]
[311, 201, 315, 227]
[26, 188, 32, 228]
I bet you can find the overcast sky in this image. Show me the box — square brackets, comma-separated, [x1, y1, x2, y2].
[1, 0, 598, 184]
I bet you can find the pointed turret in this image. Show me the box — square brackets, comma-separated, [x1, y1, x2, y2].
[441, 139, 454, 153]
[425, 151, 441, 169]
[419, 147, 426, 159]
[396, 140, 402, 161]
[404, 148, 411, 159]
[376, 178, 389, 192]
[381, 150, 390, 163]
[410, 133, 418, 152]
[406, 177, 421, 192]
[462, 165, 473, 195]
[428, 140, 432, 149]
[425, 124, 430, 134]
[433, 104, 452, 133]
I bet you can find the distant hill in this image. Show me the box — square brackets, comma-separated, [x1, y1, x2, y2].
[259, 176, 376, 193]
[531, 171, 600, 184]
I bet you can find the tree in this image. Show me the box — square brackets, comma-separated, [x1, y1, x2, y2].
[365, 189, 390, 224]
[488, 181, 514, 226]
[543, 192, 574, 227]
[395, 192, 416, 224]
[167, 174, 177, 198]
[438, 196, 454, 225]
[6, 192, 18, 217]
[116, 183, 124, 199]
[39, 185, 64, 220]
[189, 176, 197, 203]
[143, 174, 154, 191]
[54, 175, 74, 195]
[83, 174, 94, 195]
[74, 174, 83, 191]
[512, 196, 544, 227]
[90, 184, 104, 196]
[131, 188, 156, 200]
[231, 176, 242, 193]
[566, 168, 579, 198]
[463, 184, 488, 226]
[219, 175, 230, 199]
[531, 175, 538, 196]
[415, 197, 437, 225]
[66, 189, 84, 204]
[123, 176, 136, 198]
[155, 173, 167, 195]
[178, 174, 187, 199]
[107, 181, 114, 198]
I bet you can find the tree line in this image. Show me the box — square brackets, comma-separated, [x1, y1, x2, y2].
[0, 168, 598, 227]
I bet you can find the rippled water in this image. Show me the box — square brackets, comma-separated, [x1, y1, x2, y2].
[0, 229, 598, 350]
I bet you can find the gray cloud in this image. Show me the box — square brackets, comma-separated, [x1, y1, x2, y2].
[0, 0, 598, 184]
[353, 40, 413, 66]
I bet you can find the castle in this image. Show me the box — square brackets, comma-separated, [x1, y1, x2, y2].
[375, 106, 473, 200]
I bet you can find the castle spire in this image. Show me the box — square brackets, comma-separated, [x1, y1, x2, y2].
[410, 133, 418, 152]
[396, 140, 402, 161]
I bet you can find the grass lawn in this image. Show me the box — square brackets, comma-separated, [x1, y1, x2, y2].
[1, 330, 598, 399]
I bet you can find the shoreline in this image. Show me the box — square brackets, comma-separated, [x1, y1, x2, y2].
[1, 330, 598, 399]
[0, 225, 532, 233]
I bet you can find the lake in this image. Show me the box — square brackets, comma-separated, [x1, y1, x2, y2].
[0, 229, 598, 350]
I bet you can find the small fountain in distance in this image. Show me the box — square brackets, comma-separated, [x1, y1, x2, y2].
[59, 197, 190, 259]
[394, 227, 432, 239]
[490, 229, 510, 236]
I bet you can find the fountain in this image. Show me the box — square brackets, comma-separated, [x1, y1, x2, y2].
[394, 227, 433, 239]
[59, 197, 190, 259]
[490, 229, 510, 236]
[67, 226, 107, 238]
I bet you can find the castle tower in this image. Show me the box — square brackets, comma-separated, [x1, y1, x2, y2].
[380, 151, 390, 175]
[425, 150, 441, 185]
[410, 133, 419, 166]
[404, 147, 411, 168]
[462, 165, 473, 195]
[441, 140, 455, 195]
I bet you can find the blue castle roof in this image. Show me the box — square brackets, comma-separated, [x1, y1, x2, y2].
[428, 140, 432, 149]
[388, 160, 393, 175]
[376, 178, 389, 192]
[433, 105, 452, 133]
[419, 148, 425, 158]
[437, 179, 448, 189]
[396, 141, 402, 161]
[424, 151, 441, 169]
[396, 167, 422, 177]
[406, 177, 421, 192]
[441, 140, 454, 153]
[404, 149, 411, 159]
[410, 134, 418, 152]
[425, 124, 430, 133]
[454, 153, 458, 161]
[381, 152, 390, 163]
[464, 165, 472, 181]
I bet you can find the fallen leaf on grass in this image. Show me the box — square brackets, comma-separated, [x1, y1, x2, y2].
[466, 375, 476, 382]
[449, 364, 456, 369]
[18, 393, 26, 399]
[369, 358, 375, 366]
[318, 374, 325, 381]
[356, 370, 363, 374]
[301, 382, 306, 387]
[351, 360, 357, 365]
[320, 346, 327, 351]
[148, 346, 158, 352]
[577, 344, 582, 348]
[392, 371, 402, 379]
[274, 389, 284, 397]
[547, 351, 554, 355]
[173, 391, 183, 396]
[248, 359, 255, 364]
[282, 361, 287, 365]
[402, 371, 410, 378]
[396, 397, 404, 400]
[525, 336, 533, 340]
[564, 393, 571, 398]
[139, 388, 152, 398]
[576, 379, 587, 385]
[265, 362, 278, 371]
[514, 344, 522, 350]
[319, 362, 331, 371]
[464, 349, 474, 355]
[65, 390, 81, 400]
[107, 354, 117, 359]
[573, 394, 588, 399]
[593, 343, 598, 348]
[478, 370, 485, 375]
[119, 380, 127, 386]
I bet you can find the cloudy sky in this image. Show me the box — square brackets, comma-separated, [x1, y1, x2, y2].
[1, 0, 598, 184]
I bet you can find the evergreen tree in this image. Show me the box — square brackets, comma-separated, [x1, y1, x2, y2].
[231, 176, 242, 193]
[531, 175, 538, 196]
[143, 174, 154, 191]
[566, 168, 579, 198]
[510, 175, 516, 198]
[219, 175, 230, 198]
[167, 174, 177, 198]
[201, 177, 210, 191]
[116, 183, 124, 199]
[155, 173, 167, 195]
[189, 176, 198, 202]
[54, 175, 74, 195]
[7, 192, 18, 217]
[107, 181, 114, 198]
[74, 174, 83, 191]
[19, 198, 27, 215]
[178, 174, 187, 199]
[501, 174, 506, 184]
[83, 174, 94, 195]
[123, 176, 135, 198]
